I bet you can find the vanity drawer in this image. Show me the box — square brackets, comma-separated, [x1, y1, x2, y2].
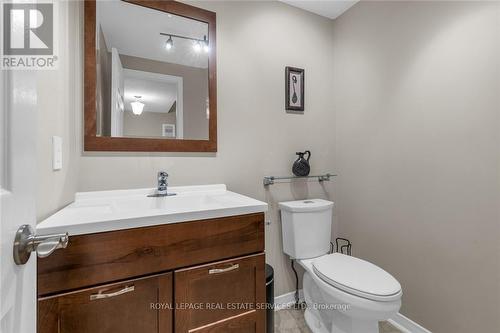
[38, 213, 264, 296]
[174, 253, 265, 333]
[38, 272, 172, 333]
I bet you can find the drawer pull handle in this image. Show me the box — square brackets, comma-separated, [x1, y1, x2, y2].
[209, 263, 239, 274]
[90, 285, 135, 301]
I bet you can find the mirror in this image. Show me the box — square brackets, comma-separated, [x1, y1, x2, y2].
[85, 0, 217, 152]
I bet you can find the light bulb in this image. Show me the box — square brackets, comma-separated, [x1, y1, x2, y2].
[203, 36, 209, 53]
[193, 41, 201, 52]
[165, 36, 173, 50]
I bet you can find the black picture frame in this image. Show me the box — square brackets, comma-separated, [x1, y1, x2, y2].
[285, 66, 305, 111]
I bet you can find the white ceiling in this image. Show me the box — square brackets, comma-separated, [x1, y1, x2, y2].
[280, 0, 358, 20]
[97, 0, 208, 69]
[123, 70, 178, 114]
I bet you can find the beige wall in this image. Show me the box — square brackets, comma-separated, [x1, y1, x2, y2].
[333, 2, 500, 332]
[120, 55, 209, 140]
[123, 111, 176, 138]
[36, 1, 337, 297]
[36, 2, 500, 330]
[36, 1, 81, 221]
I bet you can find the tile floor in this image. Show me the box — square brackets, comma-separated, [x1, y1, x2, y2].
[275, 308, 401, 333]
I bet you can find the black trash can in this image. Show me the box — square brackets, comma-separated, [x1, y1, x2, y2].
[265, 264, 274, 333]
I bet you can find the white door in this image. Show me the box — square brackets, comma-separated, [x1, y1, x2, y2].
[0, 69, 38, 330]
[111, 47, 124, 137]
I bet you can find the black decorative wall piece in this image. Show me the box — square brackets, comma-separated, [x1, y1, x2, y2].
[292, 150, 311, 177]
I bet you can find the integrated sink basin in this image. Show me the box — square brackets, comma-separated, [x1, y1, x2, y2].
[37, 184, 268, 235]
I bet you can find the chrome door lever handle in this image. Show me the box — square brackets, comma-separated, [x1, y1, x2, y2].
[34, 233, 69, 258]
[13, 224, 69, 265]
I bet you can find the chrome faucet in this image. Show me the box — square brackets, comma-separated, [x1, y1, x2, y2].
[157, 171, 168, 195]
[148, 171, 176, 197]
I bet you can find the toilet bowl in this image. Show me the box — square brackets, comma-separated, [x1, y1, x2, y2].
[279, 199, 402, 333]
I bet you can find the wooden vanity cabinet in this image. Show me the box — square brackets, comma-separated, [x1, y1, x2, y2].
[37, 213, 266, 333]
[175, 254, 265, 332]
[38, 273, 172, 333]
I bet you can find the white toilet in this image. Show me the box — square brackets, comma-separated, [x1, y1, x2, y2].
[279, 199, 402, 333]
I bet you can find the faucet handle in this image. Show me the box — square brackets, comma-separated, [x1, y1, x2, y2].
[157, 171, 168, 195]
[158, 171, 168, 185]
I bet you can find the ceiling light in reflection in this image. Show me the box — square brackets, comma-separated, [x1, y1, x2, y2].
[131, 96, 145, 115]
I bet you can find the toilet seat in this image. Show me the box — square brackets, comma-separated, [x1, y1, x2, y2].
[312, 254, 402, 302]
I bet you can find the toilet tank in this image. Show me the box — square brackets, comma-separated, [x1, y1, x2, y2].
[279, 199, 334, 259]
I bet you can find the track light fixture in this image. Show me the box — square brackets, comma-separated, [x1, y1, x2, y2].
[160, 33, 209, 54]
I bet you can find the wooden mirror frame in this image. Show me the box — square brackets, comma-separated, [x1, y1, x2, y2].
[84, 0, 217, 152]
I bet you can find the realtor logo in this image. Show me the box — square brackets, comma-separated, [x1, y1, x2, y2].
[1, 2, 58, 69]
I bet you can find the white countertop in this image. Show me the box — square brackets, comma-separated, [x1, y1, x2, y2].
[37, 184, 268, 236]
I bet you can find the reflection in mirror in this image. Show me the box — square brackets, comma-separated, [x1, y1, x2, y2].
[95, 0, 209, 140]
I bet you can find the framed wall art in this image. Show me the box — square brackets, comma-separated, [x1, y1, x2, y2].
[285, 66, 304, 111]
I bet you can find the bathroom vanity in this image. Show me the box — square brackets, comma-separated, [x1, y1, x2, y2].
[36, 185, 267, 333]
[37, 1, 265, 329]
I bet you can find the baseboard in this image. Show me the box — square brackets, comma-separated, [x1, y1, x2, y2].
[273, 289, 304, 311]
[388, 313, 432, 333]
[274, 290, 432, 333]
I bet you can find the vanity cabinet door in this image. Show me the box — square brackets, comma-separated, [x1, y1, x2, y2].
[38, 273, 172, 333]
[174, 253, 265, 333]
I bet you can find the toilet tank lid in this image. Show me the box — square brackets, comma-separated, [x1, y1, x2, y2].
[279, 199, 333, 213]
